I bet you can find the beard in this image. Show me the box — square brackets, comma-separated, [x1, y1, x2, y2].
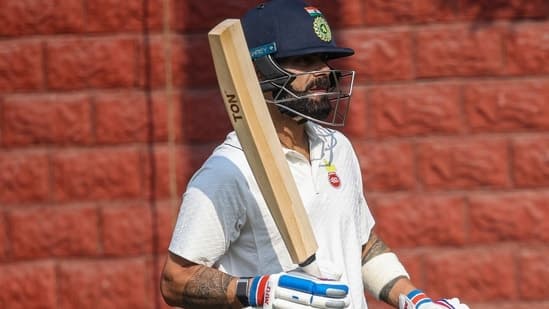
[278, 76, 334, 121]
[279, 93, 332, 120]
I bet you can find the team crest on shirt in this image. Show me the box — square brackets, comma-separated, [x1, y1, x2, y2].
[323, 159, 341, 188]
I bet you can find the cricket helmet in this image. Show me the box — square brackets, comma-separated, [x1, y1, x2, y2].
[241, 0, 355, 126]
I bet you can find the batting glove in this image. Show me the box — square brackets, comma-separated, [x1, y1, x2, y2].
[247, 269, 350, 308]
[399, 290, 470, 309]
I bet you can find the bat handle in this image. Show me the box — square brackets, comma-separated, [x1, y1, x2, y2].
[298, 254, 322, 278]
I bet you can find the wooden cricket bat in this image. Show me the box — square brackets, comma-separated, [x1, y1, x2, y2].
[208, 19, 320, 276]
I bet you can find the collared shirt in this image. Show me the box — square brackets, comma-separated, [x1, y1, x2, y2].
[169, 122, 375, 308]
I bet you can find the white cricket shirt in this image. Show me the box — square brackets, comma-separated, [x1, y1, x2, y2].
[169, 122, 375, 308]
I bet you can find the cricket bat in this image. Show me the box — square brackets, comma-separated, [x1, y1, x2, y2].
[208, 19, 320, 276]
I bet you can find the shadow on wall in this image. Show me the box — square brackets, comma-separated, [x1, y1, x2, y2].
[145, 2, 252, 309]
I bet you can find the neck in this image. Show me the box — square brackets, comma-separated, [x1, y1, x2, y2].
[268, 105, 310, 160]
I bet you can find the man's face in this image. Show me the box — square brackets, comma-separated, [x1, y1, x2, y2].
[276, 54, 333, 120]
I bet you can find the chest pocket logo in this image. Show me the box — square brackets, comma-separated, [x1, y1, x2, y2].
[323, 159, 341, 188]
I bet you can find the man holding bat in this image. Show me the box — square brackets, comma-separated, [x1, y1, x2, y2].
[161, 1, 469, 308]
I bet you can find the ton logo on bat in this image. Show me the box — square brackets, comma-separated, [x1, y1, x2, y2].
[224, 92, 243, 123]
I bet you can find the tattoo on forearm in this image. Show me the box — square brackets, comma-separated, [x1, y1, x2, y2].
[379, 275, 408, 303]
[181, 267, 232, 308]
[361, 233, 390, 265]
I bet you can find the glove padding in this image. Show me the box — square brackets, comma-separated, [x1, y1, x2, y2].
[399, 290, 470, 309]
[248, 269, 350, 308]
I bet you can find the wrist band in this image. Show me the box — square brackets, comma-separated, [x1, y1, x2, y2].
[236, 278, 250, 307]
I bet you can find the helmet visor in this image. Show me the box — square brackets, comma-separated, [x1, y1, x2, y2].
[263, 69, 355, 127]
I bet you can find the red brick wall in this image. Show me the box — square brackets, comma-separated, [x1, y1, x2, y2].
[0, 1, 547, 308]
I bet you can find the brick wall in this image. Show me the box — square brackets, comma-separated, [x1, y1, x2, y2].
[0, 1, 547, 308]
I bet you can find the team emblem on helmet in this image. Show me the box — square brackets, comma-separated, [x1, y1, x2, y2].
[313, 16, 332, 42]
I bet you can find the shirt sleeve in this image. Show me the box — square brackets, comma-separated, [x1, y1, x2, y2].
[168, 155, 249, 267]
[357, 194, 375, 246]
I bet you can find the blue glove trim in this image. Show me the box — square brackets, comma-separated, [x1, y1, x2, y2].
[249, 276, 261, 306]
[279, 275, 314, 293]
[279, 275, 349, 297]
[417, 298, 432, 307]
[406, 289, 422, 298]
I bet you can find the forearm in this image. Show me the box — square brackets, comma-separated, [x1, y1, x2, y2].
[161, 254, 241, 309]
[381, 277, 416, 307]
[361, 234, 469, 309]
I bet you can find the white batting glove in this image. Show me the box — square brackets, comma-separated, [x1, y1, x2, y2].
[247, 269, 350, 308]
[399, 290, 470, 309]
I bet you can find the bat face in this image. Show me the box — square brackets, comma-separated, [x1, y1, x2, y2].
[208, 19, 319, 275]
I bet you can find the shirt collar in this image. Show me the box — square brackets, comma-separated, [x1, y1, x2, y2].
[224, 122, 333, 162]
